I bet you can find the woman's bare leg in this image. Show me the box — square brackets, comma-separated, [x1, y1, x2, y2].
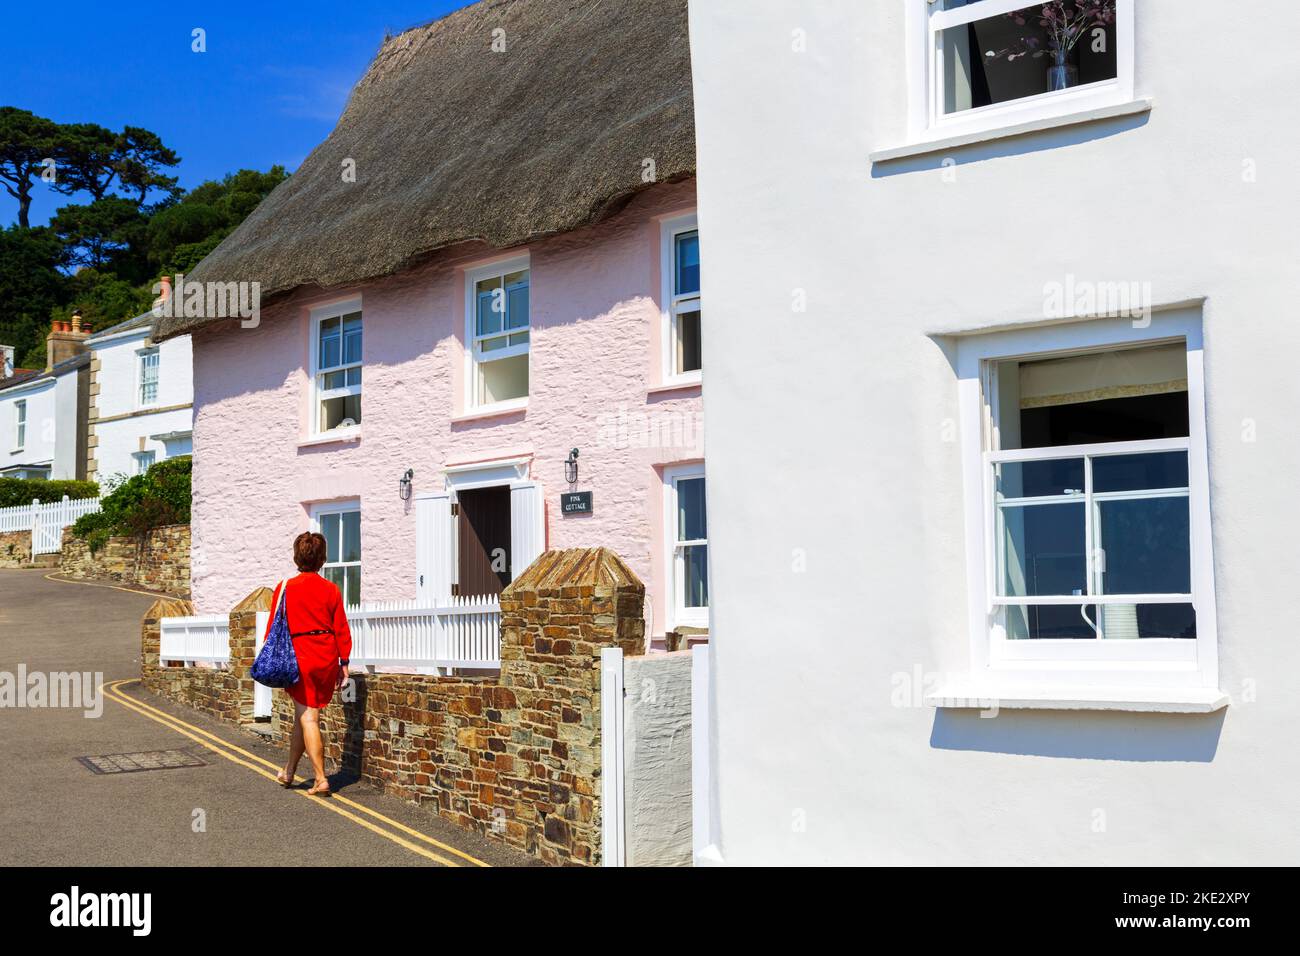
[300, 706, 328, 788]
[282, 700, 306, 781]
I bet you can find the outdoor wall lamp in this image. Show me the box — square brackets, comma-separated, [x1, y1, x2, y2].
[399, 468, 414, 501]
[565, 448, 580, 485]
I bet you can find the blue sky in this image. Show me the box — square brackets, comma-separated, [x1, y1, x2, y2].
[0, 0, 475, 227]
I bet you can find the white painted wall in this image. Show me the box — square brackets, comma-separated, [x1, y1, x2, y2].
[689, 0, 1300, 864]
[52, 368, 82, 479]
[623, 652, 693, 866]
[89, 327, 193, 481]
[0, 377, 58, 476]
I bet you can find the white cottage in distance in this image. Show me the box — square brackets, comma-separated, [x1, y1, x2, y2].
[0, 321, 92, 480]
[84, 312, 193, 482]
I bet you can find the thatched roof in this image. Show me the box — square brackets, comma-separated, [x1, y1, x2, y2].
[155, 0, 695, 341]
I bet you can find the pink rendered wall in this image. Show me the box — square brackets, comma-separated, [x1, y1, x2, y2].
[190, 179, 702, 640]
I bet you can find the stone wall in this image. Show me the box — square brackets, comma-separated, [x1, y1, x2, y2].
[145, 547, 645, 866]
[139, 588, 272, 725]
[0, 530, 60, 569]
[62, 523, 190, 596]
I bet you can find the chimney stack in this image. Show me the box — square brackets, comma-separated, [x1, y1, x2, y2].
[1, 344, 14, 379]
[46, 310, 92, 372]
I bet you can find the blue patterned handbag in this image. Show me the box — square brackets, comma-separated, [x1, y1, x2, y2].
[251, 580, 300, 689]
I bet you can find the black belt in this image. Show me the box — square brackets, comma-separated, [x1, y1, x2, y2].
[290, 629, 333, 637]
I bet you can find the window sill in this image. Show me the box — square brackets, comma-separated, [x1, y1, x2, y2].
[298, 428, 360, 448]
[870, 97, 1153, 165]
[925, 680, 1228, 714]
[648, 375, 702, 397]
[452, 399, 528, 425]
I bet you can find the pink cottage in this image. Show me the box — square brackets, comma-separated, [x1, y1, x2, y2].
[155, 0, 707, 647]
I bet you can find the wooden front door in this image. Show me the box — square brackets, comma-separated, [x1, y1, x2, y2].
[456, 485, 512, 596]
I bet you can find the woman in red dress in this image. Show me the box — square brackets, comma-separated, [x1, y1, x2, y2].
[271, 532, 352, 797]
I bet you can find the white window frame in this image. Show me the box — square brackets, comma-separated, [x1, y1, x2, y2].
[133, 449, 156, 475]
[308, 298, 363, 439]
[663, 462, 709, 630]
[954, 308, 1219, 698]
[310, 500, 362, 607]
[463, 254, 531, 414]
[906, 0, 1136, 143]
[660, 212, 702, 387]
[136, 347, 160, 409]
[13, 399, 26, 451]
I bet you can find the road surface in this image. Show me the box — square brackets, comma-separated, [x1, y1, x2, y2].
[0, 568, 534, 867]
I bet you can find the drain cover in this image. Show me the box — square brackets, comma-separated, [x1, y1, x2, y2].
[77, 749, 207, 774]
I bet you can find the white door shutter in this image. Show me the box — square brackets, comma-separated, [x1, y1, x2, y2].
[415, 493, 453, 604]
[510, 482, 545, 582]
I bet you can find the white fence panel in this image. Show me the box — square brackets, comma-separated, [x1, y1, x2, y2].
[159, 615, 230, 666]
[157, 593, 501, 682]
[253, 610, 272, 717]
[346, 595, 501, 672]
[0, 495, 102, 555]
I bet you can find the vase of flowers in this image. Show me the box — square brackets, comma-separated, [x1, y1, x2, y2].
[985, 1, 1116, 93]
[1045, 46, 1078, 91]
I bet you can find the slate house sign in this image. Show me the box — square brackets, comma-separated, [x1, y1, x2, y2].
[561, 491, 593, 515]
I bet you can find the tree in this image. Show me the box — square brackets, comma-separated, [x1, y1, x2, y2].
[50, 123, 180, 206]
[147, 166, 287, 273]
[115, 126, 181, 204]
[0, 107, 61, 228]
[0, 225, 66, 367]
[47, 122, 119, 200]
[42, 268, 153, 362]
[50, 197, 147, 271]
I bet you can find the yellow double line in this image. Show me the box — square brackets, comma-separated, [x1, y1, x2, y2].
[102, 679, 489, 868]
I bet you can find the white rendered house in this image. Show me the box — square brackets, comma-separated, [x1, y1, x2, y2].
[85, 314, 193, 483]
[689, 0, 1300, 865]
[0, 323, 92, 480]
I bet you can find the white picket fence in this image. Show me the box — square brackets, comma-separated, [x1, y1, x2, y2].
[159, 615, 231, 666]
[347, 594, 502, 671]
[0, 495, 102, 556]
[157, 594, 502, 686]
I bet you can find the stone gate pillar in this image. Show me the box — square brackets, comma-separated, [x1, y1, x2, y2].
[229, 587, 274, 724]
[499, 547, 646, 865]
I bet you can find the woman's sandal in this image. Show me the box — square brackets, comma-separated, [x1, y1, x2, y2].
[306, 780, 331, 797]
[276, 770, 295, 788]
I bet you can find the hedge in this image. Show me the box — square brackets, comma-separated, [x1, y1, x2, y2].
[0, 478, 100, 508]
[71, 456, 191, 553]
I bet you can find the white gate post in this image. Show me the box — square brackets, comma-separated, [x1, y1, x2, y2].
[600, 646, 626, 867]
[691, 643, 723, 865]
[29, 498, 39, 561]
[253, 611, 272, 718]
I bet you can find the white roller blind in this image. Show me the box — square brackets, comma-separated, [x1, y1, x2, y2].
[1018, 344, 1187, 409]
